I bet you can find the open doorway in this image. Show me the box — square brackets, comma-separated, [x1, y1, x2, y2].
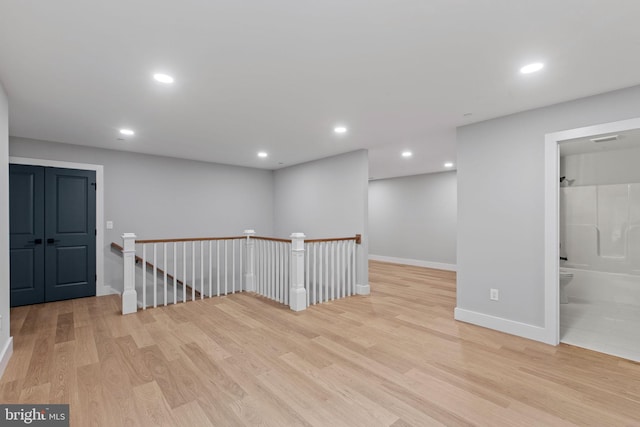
[544, 117, 640, 362]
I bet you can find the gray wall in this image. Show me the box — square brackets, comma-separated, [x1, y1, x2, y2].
[369, 171, 456, 267]
[561, 147, 640, 186]
[0, 82, 10, 375]
[457, 85, 640, 329]
[274, 150, 369, 286]
[9, 137, 275, 293]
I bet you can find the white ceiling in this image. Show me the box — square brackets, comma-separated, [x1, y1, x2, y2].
[1, 1, 640, 179]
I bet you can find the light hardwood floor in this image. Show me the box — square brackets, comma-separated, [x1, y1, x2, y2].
[1, 261, 639, 426]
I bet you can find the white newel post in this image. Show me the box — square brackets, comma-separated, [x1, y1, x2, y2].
[355, 233, 371, 295]
[289, 232, 307, 311]
[122, 233, 138, 315]
[244, 229, 256, 292]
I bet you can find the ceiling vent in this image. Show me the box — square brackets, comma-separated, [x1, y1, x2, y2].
[590, 135, 619, 143]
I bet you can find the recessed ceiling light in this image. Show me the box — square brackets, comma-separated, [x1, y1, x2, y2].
[520, 62, 544, 74]
[444, 162, 454, 168]
[402, 151, 413, 158]
[257, 151, 268, 158]
[153, 73, 174, 84]
[334, 126, 348, 134]
[119, 129, 135, 136]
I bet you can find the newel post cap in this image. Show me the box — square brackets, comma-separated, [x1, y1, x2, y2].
[122, 233, 137, 251]
[290, 232, 306, 239]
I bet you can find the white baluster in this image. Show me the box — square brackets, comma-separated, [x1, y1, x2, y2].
[191, 241, 196, 301]
[272, 242, 277, 301]
[256, 240, 261, 295]
[122, 233, 137, 315]
[284, 243, 291, 305]
[268, 241, 273, 299]
[239, 238, 243, 291]
[153, 243, 158, 308]
[274, 241, 278, 300]
[337, 241, 346, 298]
[331, 242, 336, 301]
[347, 241, 352, 296]
[352, 240, 357, 295]
[163, 243, 167, 306]
[232, 239, 236, 294]
[260, 240, 265, 296]
[208, 240, 213, 298]
[319, 242, 323, 303]
[278, 242, 282, 303]
[216, 240, 220, 296]
[224, 240, 228, 295]
[182, 242, 187, 302]
[200, 241, 204, 300]
[280, 242, 285, 303]
[142, 243, 146, 310]
[173, 243, 177, 304]
[333, 240, 341, 299]
[313, 243, 317, 305]
[324, 243, 329, 302]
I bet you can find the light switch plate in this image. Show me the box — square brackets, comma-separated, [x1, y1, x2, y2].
[106, 221, 114, 229]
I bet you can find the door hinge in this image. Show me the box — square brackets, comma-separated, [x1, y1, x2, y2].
[95, 274, 97, 282]
[91, 182, 97, 191]
[95, 229, 97, 236]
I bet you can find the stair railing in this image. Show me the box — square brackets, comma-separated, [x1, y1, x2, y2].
[119, 230, 365, 315]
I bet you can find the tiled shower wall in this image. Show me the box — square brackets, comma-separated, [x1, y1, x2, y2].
[560, 183, 640, 275]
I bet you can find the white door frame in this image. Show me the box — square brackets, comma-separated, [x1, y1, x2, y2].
[544, 117, 640, 345]
[9, 156, 110, 296]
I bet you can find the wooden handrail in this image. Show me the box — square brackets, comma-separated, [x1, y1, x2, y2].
[111, 242, 201, 298]
[305, 234, 361, 244]
[130, 234, 361, 245]
[135, 236, 245, 244]
[251, 236, 292, 243]
[252, 234, 361, 244]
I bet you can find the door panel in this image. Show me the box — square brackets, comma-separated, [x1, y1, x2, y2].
[44, 168, 96, 302]
[9, 165, 96, 306]
[9, 165, 45, 306]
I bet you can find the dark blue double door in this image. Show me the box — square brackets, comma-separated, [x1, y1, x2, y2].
[10, 165, 96, 307]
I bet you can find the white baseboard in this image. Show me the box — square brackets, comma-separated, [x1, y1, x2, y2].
[454, 307, 554, 345]
[369, 254, 457, 272]
[0, 337, 14, 379]
[97, 286, 120, 297]
[356, 284, 370, 295]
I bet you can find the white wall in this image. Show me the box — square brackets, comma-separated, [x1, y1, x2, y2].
[0, 82, 12, 377]
[369, 171, 456, 270]
[561, 147, 640, 186]
[274, 150, 369, 287]
[456, 84, 640, 338]
[9, 137, 275, 293]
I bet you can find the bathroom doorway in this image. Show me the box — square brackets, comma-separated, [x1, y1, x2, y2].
[544, 118, 640, 362]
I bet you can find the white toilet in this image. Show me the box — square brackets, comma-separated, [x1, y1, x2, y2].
[559, 269, 574, 304]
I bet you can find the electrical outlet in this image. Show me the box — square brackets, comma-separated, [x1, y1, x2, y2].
[490, 288, 499, 301]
